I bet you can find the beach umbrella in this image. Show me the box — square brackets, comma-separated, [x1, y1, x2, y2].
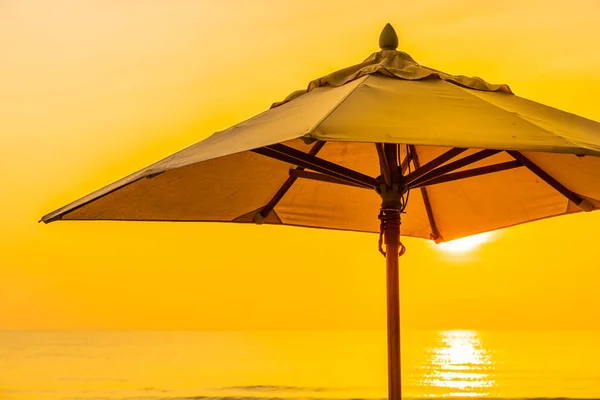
[41, 24, 600, 400]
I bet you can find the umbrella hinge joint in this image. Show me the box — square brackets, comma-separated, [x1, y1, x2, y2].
[253, 212, 266, 225]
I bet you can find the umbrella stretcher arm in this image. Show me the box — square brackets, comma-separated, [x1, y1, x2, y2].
[250, 143, 594, 225]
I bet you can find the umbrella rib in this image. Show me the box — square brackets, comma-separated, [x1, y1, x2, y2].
[408, 145, 442, 242]
[254, 146, 366, 188]
[254, 143, 378, 188]
[376, 143, 393, 187]
[408, 149, 501, 188]
[403, 148, 467, 186]
[400, 150, 412, 175]
[252, 141, 327, 222]
[412, 160, 523, 188]
[289, 169, 372, 189]
[507, 151, 592, 211]
[384, 144, 401, 183]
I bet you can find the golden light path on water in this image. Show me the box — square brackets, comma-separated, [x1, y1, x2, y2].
[420, 330, 495, 397]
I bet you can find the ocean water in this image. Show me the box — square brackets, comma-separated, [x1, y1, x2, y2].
[1, 330, 599, 400]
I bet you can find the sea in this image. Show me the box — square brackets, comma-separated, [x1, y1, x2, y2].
[1, 330, 599, 400]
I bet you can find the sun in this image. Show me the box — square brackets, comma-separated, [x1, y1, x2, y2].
[436, 232, 494, 254]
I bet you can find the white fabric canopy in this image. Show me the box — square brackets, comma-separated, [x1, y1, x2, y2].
[42, 47, 600, 242]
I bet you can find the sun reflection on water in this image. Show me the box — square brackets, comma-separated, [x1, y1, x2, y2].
[420, 330, 495, 397]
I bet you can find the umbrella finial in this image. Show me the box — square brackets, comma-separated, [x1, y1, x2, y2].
[379, 23, 398, 50]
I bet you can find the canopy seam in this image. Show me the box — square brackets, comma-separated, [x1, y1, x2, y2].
[307, 75, 370, 137]
[451, 83, 591, 154]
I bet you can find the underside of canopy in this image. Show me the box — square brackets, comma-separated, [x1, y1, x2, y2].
[41, 43, 600, 242]
[42, 136, 600, 241]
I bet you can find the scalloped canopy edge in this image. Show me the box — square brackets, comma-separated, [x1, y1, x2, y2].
[272, 50, 512, 109]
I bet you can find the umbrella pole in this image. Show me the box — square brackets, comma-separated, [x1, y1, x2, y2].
[377, 143, 404, 400]
[383, 207, 402, 400]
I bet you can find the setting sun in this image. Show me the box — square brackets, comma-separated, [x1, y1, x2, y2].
[436, 232, 495, 254]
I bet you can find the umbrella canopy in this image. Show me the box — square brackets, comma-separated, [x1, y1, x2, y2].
[41, 26, 600, 243]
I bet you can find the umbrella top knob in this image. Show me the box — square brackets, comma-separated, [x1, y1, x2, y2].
[379, 23, 398, 50]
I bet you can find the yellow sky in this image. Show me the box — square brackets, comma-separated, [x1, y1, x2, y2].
[1, 0, 600, 330]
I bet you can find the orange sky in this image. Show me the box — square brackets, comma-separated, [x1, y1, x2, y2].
[2, 0, 600, 330]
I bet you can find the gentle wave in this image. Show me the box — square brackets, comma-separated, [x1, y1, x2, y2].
[165, 396, 600, 400]
[221, 386, 329, 392]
